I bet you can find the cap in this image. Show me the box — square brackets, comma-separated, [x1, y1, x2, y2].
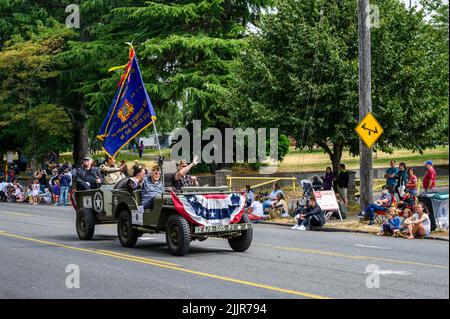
[425, 160, 433, 165]
[83, 155, 92, 160]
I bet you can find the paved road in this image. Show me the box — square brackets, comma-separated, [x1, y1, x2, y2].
[0, 202, 448, 299]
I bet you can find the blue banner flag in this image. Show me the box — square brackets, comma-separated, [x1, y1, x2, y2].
[97, 47, 156, 157]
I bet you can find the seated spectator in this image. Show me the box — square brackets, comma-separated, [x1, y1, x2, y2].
[398, 208, 414, 236]
[357, 186, 392, 225]
[74, 156, 103, 190]
[246, 194, 269, 222]
[405, 203, 431, 239]
[0, 179, 9, 201]
[244, 185, 254, 207]
[268, 193, 289, 218]
[13, 184, 26, 202]
[329, 193, 347, 220]
[377, 208, 402, 236]
[141, 165, 164, 210]
[41, 188, 52, 204]
[262, 182, 284, 211]
[397, 190, 416, 211]
[100, 156, 126, 185]
[291, 196, 326, 231]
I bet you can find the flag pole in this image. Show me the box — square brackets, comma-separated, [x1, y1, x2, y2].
[152, 121, 164, 185]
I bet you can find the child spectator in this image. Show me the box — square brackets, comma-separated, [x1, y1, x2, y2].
[31, 179, 40, 206]
[52, 179, 60, 206]
[246, 194, 268, 222]
[41, 188, 52, 204]
[377, 208, 402, 236]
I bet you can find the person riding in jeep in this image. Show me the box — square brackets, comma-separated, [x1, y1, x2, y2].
[171, 156, 199, 191]
[141, 164, 164, 209]
[115, 164, 146, 194]
[100, 156, 126, 185]
[74, 156, 103, 190]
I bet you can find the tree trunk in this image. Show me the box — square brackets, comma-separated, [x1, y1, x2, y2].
[331, 143, 343, 173]
[72, 99, 89, 168]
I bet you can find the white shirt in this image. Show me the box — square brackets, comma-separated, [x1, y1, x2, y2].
[251, 201, 264, 217]
[0, 182, 9, 192]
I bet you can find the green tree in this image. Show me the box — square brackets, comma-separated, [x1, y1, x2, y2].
[228, 0, 448, 171]
[0, 24, 74, 166]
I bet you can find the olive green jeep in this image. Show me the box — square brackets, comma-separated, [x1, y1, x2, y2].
[71, 184, 253, 256]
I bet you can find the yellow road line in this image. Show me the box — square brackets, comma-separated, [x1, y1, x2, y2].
[255, 243, 449, 269]
[0, 231, 329, 299]
[96, 249, 181, 267]
[0, 211, 32, 217]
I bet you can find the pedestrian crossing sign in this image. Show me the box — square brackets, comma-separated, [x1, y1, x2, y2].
[355, 112, 384, 149]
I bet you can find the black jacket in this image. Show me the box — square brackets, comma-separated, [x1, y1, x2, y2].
[74, 166, 103, 185]
[304, 203, 326, 226]
[336, 170, 349, 188]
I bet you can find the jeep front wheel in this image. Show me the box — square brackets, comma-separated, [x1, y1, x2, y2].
[228, 213, 253, 252]
[76, 208, 95, 240]
[118, 210, 139, 248]
[166, 214, 191, 256]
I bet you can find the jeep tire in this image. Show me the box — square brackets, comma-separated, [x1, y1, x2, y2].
[228, 213, 253, 252]
[118, 210, 139, 248]
[166, 214, 191, 256]
[76, 208, 96, 240]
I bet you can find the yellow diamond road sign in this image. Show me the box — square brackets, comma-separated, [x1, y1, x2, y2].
[355, 112, 384, 149]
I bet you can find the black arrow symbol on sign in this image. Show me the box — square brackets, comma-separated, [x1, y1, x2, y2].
[361, 123, 378, 136]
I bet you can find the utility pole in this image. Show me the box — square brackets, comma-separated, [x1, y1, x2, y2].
[358, 0, 373, 209]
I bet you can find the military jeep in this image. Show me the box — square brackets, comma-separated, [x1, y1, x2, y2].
[71, 184, 253, 256]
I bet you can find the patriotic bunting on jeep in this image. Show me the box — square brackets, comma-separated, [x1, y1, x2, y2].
[170, 191, 246, 226]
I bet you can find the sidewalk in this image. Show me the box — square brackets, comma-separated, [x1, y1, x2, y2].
[259, 214, 449, 241]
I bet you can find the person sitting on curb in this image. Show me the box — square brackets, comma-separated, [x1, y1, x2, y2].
[141, 165, 164, 210]
[377, 208, 402, 236]
[246, 194, 269, 222]
[244, 185, 254, 207]
[262, 182, 284, 211]
[397, 190, 416, 212]
[171, 156, 199, 191]
[357, 186, 392, 225]
[268, 192, 289, 218]
[100, 156, 126, 185]
[398, 208, 413, 237]
[405, 203, 431, 240]
[291, 196, 325, 231]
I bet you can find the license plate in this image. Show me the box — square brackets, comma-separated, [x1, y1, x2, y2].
[194, 223, 252, 234]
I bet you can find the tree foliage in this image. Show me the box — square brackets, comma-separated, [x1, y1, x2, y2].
[226, 0, 449, 170]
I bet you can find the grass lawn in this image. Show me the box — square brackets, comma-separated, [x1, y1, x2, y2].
[57, 145, 448, 175]
[278, 145, 449, 172]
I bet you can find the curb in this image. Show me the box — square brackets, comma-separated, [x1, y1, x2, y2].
[257, 221, 449, 241]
